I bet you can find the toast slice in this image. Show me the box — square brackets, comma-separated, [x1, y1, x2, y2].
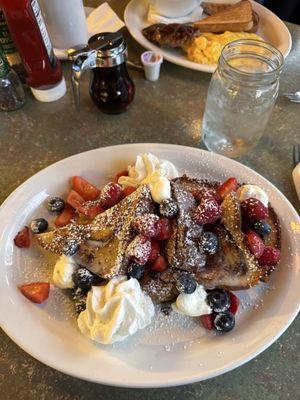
[194, 0, 254, 33]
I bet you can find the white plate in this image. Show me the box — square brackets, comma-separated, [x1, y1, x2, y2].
[0, 143, 299, 388]
[124, 0, 292, 73]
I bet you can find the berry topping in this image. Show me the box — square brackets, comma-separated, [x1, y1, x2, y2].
[155, 218, 172, 240]
[148, 240, 161, 261]
[253, 220, 271, 237]
[246, 231, 265, 259]
[100, 182, 123, 208]
[206, 289, 231, 312]
[114, 170, 128, 183]
[19, 282, 50, 304]
[128, 263, 145, 280]
[200, 314, 214, 330]
[72, 176, 100, 201]
[14, 226, 30, 248]
[47, 197, 65, 213]
[258, 246, 281, 266]
[62, 238, 80, 257]
[77, 203, 104, 219]
[30, 218, 48, 234]
[194, 196, 222, 225]
[198, 231, 219, 255]
[66, 190, 85, 210]
[240, 197, 269, 222]
[152, 255, 168, 272]
[73, 267, 95, 291]
[214, 311, 235, 333]
[126, 234, 152, 264]
[228, 291, 240, 315]
[72, 287, 87, 314]
[54, 206, 75, 227]
[176, 274, 197, 294]
[159, 198, 179, 219]
[217, 177, 238, 200]
[123, 186, 136, 197]
[133, 214, 160, 238]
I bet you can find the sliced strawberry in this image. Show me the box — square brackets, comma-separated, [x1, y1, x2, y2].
[114, 170, 128, 183]
[200, 314, 214, 330]
[258, 247, 281, 266]
[77, 203, 104, 219]
[155, 218, 172, 240]
[14, 226, 30, 248]
[228, 291, 240, 315]
[217, 177, 238, 200]
[240, 198, 269, 222]
[149, 240, 161, 261]
[194, 196, 222, 225]
[123, 186, 136, 197]
[55, 206, 75, 227]
[133, 214, 160, 238]
[152, 255, 168, 272]
[72, 176, 100, 201]
[19, 282, 50, 304]
[66, 190, 85, 209]
[126, 234, 152, 264]
[246, 231, 265, 259]
[100, 182, 123, 208]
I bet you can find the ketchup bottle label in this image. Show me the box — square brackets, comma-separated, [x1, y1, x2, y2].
[30, 0, 56, 68]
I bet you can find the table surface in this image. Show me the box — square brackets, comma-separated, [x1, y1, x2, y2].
[0, 1, 299, 399]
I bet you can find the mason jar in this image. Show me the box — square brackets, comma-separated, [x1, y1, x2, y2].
[202, 39, 284, 158]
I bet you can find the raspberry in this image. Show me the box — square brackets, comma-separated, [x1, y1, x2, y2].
[148, 240, 161, 261]
[155, 218, 172, 240]
[100, 182, 123, 208]
[241, 198, 269, 222]
[228, 291, 240, 315]
[152, 255, 168, 272]
[123, 186, 136, 197]
[126, 234, 151, 264]
[258, 246, 281, 266]
[200, 314, 214, 330]
[133, 214, 160, 238]
[217, 177, 238, 200]
[194, 196, 222, 225]
[246, 231, 265, 259]
[14, 226, 30, 248]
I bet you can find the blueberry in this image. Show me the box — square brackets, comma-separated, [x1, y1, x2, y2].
[199, 232, 219, 255]
[72, 287, 87, 314]
[62, 238, 80, 256]
[73, 267, 94, 291]
[207, 289, 230, 312]
[214, 311, 235, 333]
[128, 263, 145, 280]
[159, 198, 179, 219]
[30, 218, 48, 234]
[253, 220, 271, 237]
[47, 197, 65, 213]
[176, 274, 197, 294]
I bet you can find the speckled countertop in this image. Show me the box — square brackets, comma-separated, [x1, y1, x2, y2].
[0, 1, 299, 399]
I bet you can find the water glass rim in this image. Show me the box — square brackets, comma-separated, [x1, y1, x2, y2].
[220, 39, 284, 78]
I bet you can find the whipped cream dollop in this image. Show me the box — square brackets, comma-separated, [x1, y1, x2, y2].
[172, 285, 211, 317]
[118, 153, 179, 203]
[77, 276, 155, 344]
[53, 255, 77, 289]
[237, 184, 269, 207]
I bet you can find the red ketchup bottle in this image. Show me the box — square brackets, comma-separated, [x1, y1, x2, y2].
[0, 0, 66, 102]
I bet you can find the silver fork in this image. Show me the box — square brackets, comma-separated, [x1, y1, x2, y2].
[292, 144, 300, 201]
[283, 91, 300, 103]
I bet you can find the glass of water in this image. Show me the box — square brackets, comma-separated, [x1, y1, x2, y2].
[202, 39, 283, 158]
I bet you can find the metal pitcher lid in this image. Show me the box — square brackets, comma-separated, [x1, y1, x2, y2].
[88, 32, 126, 59]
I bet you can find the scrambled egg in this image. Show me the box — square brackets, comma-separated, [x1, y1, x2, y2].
[186, 31, 263, 65]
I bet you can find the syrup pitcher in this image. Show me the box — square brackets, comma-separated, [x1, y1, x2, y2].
[68, 32, 135, 114]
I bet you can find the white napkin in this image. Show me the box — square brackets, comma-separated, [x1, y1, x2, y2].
[147, 5, 203, 24]
[86, 2, 125, 36]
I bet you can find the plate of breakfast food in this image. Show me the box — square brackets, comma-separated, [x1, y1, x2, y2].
[124, 0, 292, 73]
[0, 143, 299, 387]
